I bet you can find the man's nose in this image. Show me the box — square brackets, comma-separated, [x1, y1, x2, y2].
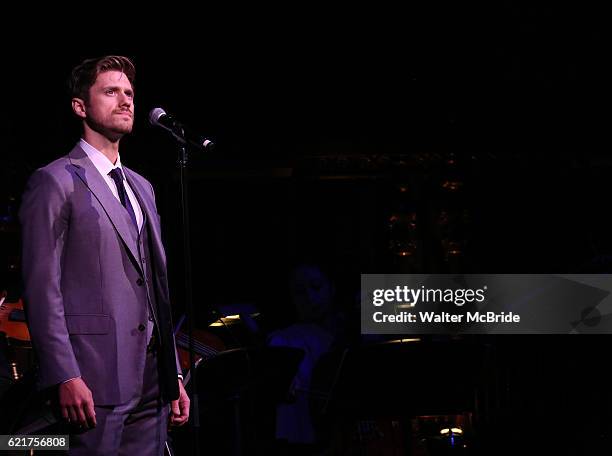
[118, 92, 132, 106]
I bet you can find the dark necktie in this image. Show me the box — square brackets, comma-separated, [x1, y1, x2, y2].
[108, 168, 138, 229]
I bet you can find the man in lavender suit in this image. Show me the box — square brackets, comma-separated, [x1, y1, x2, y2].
[19, 56, 190, 455]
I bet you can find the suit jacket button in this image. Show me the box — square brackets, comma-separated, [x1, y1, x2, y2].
[138, 324, 146, 331]
[137, 278, 144, 286]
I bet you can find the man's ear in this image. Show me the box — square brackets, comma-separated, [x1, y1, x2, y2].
[71, 97, 86, 119]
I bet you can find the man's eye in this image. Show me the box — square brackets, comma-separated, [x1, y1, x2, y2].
[106, 89, 115, 95]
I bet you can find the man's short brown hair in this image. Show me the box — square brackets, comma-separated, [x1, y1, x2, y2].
[68, 55, 135, 102]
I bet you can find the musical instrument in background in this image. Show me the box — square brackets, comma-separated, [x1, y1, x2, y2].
[0, 294, 30, 343]
[173, 304, 263, 384]
[0, 292, 33, 382]
[175, 326, 225, 381]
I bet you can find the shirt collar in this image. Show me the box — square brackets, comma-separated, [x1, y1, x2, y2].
[79, 138, 124, 179]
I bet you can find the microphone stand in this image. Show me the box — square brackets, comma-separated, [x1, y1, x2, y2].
[176, 131, 200, 456]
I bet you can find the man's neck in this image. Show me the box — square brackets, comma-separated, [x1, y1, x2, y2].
[82, 127, 121, 165]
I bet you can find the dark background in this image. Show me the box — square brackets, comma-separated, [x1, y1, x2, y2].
[1, 4, 608, 320]
[1, 4, 611, 451]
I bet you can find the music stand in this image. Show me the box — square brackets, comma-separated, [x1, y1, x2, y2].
[192, 346, 304, 455]
[309, 340, 486, 455]
[320, 340, 484, 418]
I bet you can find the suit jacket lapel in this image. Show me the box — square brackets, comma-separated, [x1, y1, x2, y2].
[68, 145, 144, 276]
[123, 168, 167, 268]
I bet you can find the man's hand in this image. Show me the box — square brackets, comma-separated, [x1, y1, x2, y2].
[58, 377, 96, 429]
[169, 379, 190, 426]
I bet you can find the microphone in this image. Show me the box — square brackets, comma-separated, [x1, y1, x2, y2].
[148, 107, 214, 151]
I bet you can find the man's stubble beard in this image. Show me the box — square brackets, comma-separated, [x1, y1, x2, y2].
[85, 115, 133, 142]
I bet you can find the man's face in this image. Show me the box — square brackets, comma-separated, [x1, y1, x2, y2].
[76, 70, 135, 141]
[291, 265, 334, 322]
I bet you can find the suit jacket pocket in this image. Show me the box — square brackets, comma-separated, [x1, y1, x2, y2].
[65, 314, 111, 335]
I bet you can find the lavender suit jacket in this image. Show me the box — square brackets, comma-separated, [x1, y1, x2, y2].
[19, 145, 180, 405]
